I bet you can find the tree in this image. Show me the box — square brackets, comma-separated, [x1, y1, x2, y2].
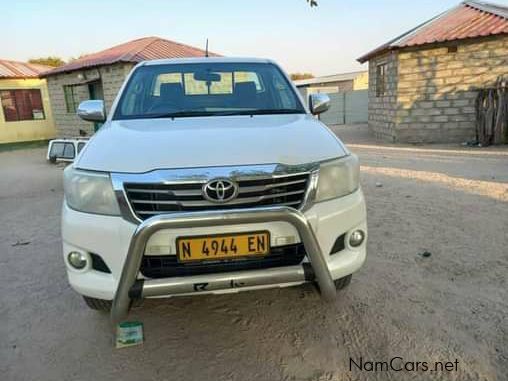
[68, 54, 90, 62]
[28, 56, 65, 67]
[290, 73, 315, 81]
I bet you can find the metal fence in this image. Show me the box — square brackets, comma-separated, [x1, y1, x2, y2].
[299, 88, 368, 125]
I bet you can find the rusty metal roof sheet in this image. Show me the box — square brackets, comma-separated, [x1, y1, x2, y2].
[42, 37, 220, 77]
[0, 60, 52, 79]
[357, 1, 508, 63]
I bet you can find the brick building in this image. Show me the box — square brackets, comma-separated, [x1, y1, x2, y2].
[0, 60, 56, 144]
[41, 37, 216, 137]
[357, 1, 508, 143]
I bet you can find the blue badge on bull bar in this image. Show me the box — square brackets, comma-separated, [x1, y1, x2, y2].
[115, 321, 144, 348]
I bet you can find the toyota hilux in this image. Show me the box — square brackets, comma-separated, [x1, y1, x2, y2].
[62, 57, 367, 323]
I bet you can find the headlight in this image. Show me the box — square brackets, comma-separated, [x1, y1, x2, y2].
[315, 155, 359, 202]
[64, 167, 120, 215]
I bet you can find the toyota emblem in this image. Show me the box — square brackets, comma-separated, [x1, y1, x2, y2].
[202, 178, 238, 203]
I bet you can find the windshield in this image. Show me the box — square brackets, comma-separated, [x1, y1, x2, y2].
[113, 62, 306, 119]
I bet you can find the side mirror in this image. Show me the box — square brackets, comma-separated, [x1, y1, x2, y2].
[309, 93, 330, 115]
[77, 100, 106, 122]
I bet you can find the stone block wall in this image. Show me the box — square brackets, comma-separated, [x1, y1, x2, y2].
[101, 63, 134, 113]
[395, 35, 508, 143]
[367, 52, 398, 141]
[46, 63, 134, 137]
[367, 35, 508, 143]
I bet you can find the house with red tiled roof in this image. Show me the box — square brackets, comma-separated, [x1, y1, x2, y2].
[41, 36, 219, 137]
[357, 1, 508, 143]
[0, 60, 56, 143]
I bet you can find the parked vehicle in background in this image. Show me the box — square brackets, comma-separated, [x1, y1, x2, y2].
[47, 138, 88, 162]
[61, 57, 367, 323]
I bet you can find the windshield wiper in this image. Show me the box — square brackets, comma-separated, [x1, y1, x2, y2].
[211, 109, 304, 116]
[246, 109, 304, 115]
[150, 110, 215, 119]
[148, 108, 304, 119]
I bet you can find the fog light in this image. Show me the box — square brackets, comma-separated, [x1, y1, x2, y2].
[349, 230, 365, 247]
[68, 251, 88, 269]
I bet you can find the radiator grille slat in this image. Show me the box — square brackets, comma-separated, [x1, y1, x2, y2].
[124, 173, 309, 220]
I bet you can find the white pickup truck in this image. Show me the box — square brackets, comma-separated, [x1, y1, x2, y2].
[62, 57, 367, 324]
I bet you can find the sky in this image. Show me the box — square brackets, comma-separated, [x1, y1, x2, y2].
[3, 0, 508, 76]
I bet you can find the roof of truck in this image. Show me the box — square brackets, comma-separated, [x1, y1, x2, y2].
[141, 57, 275, 65]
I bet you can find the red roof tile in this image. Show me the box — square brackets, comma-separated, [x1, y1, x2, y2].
[43, 36, 220, 76]
[0, 60, 52, 79]
[358, 1, 508, 63]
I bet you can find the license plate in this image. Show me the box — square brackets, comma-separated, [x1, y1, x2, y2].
[176, 231, 270, 262]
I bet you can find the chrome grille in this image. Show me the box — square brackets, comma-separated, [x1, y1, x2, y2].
[124, 173, 309, 220]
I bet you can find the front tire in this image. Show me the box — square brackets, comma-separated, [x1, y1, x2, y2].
[334, 274, 352, 290]
[83, 296, 112, 311]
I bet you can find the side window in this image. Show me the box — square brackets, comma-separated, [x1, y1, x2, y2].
[64, 85, 78, 113]
[63, 143, 76, 158]
[272, 73, 295, 109]
[0, 89, 45, 122]
[48, 142, 75, 160]
[153, 73, 182, 96]
[77, 142, 86, 154]
[234, 72, 263, 92]
[376, 63, 387, 97]
[122, 81, 144, 115]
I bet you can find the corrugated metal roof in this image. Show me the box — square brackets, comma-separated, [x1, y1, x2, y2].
[357, 1, 508, 63]
[0, 60, 52, 79]
[293, 71, 367, 87]
[42, 37, 220, 77]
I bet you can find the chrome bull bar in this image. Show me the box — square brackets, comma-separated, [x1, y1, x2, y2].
[111, 206, 336, 324]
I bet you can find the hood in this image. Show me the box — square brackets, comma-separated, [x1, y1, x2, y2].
[76, 114, 347, 173]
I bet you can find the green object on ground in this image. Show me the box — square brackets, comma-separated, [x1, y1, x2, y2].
[115, 321, 144, 348]
[0, 140, 49, 152]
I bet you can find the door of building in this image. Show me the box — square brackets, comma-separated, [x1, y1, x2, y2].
[88, 80, 104, 132]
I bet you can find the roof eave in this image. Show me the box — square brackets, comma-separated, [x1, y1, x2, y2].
[356, 4, 462, 63]
[0, 76, 40, 80]
[358, 30, 508, 63]
[357, 45, 395, 63]
[40, 58, 138, 78]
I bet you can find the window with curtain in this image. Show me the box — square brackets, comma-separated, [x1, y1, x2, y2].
[0, 89, 45, 122]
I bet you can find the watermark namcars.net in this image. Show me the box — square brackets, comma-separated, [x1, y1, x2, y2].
[350, 357, 459, 373]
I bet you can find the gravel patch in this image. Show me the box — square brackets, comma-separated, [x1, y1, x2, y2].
[1, 127, 507, 381]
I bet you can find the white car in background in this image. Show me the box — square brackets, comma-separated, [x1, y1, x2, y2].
[47, 138, 88, 162]
[62, 57, 367, 324]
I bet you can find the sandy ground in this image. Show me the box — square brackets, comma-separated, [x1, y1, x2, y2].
[1, 124, 507, 381]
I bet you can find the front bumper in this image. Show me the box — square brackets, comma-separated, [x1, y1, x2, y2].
[112, 206, 337, 324]
[62, 189, 367, 324]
